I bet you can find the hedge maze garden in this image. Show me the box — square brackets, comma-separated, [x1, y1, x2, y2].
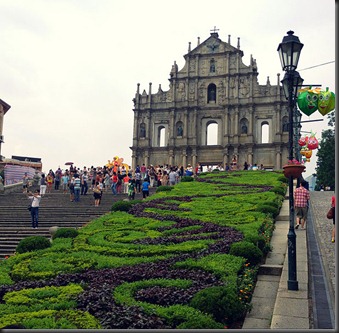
[0, 170, 287, 329]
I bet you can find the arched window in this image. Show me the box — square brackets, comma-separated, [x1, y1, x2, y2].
[210, 59, 215, 73]
[158, 126, 166, 147]
[261, 122, 269, 143]
[207, 122, 218, 145]
[207, 83, 217, 103]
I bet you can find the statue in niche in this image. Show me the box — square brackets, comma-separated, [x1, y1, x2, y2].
[210, 60, 215, 73]
[140, 124, 146, 138]
[177, 124, 183, 136]
[209, 87, 216, 102]
[282, 118, 289, 132]
[241, 123, 248, 134]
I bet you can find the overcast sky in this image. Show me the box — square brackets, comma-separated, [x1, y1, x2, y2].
[0, 0, 335, 177]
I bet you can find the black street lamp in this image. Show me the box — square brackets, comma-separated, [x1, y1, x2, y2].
[278, 30, 304, 291]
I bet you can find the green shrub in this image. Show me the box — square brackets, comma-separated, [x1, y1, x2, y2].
[212, 169, 220, 172]
[52, 228, 79, 240]
[181, 176, 194, 182]
[111, 200, 133, 212]
[277, 175, 288, 183]
[177, 316, 223, 329]
[245, 234, 269, 256]
[156, 185, 173, 193]
[189, 285, 246, 325]
[256, 204, 279, 218]
[229, 241, 263, 266]
[270, 186, 286, 196]
[16, 236, 51, 254]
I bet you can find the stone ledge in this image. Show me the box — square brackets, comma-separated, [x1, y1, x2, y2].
[258, 264, 283, 276]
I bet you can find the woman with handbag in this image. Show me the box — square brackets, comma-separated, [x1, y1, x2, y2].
[331, 195, 335, 243]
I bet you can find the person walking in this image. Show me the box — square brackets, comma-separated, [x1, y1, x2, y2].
[294, 180, 310, 229]
[135, 169, 142, 193]
[168, 168, 177, 186]
[27, 189, 41, 229]
[22, 172, 30, 193]
[81, 171, 89, 195]
[54, 168, 62, 190]
[128, 179, 136, 200]
[141, 177, 150, 199]
[69, 176, 75, 202]
[39, 174, 47, 196]
[93, 181, 102, 207]
[46, 172, 54, 193]
[111, 172, 118, 195]
[331, 194, 335, 243]
[123, 173, 131, 194]
[73, 174, 81, 202]
[61, 172, 69, 194]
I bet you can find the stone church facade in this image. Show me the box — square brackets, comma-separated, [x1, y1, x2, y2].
[130, 31, 290, 170]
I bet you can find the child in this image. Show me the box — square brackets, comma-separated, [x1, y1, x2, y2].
[141, 177, 150, 199]
[128, 179, 136, 200]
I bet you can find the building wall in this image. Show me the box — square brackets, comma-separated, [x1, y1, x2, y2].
[130, 32, 289, 170]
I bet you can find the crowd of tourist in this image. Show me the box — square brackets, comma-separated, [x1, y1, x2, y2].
[23, 163, 196, 203]
[23, 161, 267, 205]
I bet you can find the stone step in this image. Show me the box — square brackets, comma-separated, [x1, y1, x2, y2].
[0, 187, 157, 259]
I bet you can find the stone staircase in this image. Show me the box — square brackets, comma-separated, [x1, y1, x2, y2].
[0, 186, 155, 259]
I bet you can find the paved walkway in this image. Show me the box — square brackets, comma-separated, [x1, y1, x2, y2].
[243, 190, 336, 329]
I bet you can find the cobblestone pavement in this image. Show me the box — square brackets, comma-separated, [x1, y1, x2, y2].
[309, 191, 336, 302]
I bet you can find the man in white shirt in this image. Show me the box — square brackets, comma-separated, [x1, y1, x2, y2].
[27, 190, 41, 229]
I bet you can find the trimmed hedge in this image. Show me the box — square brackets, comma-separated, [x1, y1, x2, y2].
[52, 228, 79, 240]
[181, 176, 194, 182]
[156, 185, 174, 193]
[229, 241, 263, 266]
[16, 236, 51, 254]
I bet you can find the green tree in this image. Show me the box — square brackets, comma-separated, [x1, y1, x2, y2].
[315, 111, 335, 191]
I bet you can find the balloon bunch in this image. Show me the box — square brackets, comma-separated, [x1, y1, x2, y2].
[297, 87, 335, 116]
[298, 131, 319, 163]
[106, 156, 130, 173]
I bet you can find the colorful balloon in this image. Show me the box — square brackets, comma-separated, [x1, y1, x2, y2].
[318, 87, 335, 116]
[306, 133, 319, 150]
[297, 87, 320, 116]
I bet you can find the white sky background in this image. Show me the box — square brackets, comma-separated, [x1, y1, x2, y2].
[0, 0, 335, 178]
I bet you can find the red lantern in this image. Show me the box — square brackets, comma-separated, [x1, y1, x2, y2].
[298, 136, 308, 147]
[307, 134, 319, 150]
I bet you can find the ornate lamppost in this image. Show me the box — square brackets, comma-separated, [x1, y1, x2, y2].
[278, 30, 304, 291]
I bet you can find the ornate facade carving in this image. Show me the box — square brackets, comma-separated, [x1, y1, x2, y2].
[131, 31, 289, 170]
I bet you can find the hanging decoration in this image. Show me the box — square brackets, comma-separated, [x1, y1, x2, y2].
[106, 156, 130, 173]
[298, 131, 319, 162]
[297, 87, 321, 116]
[317, 87, 335, 116]
[300, 147, 313, 162]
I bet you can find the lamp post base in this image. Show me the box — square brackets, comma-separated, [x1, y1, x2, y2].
[288, 280, 299, 291]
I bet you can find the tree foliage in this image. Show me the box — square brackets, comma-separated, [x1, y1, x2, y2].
[315, 111, 335, 190]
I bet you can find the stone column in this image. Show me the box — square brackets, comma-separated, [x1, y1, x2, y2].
[182, 148, 187, 168]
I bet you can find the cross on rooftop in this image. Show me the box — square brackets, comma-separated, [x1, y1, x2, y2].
[210, 26, 219, 33]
